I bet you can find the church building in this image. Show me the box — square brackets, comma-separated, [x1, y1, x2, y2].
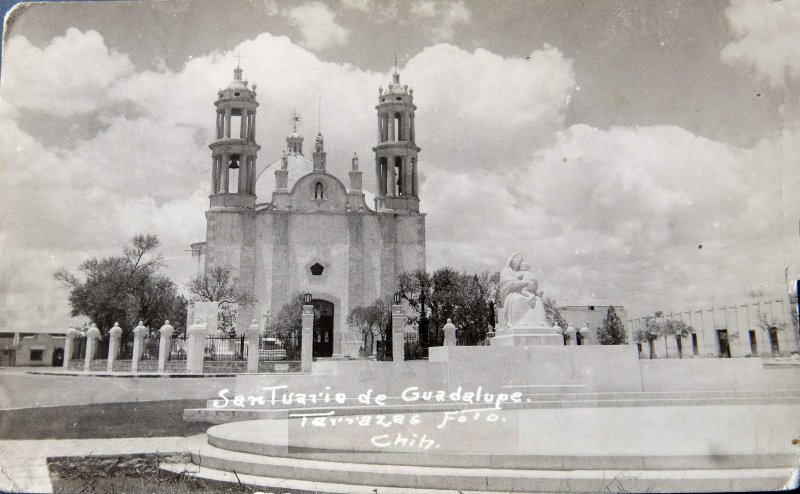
[191, 66, 426, 357]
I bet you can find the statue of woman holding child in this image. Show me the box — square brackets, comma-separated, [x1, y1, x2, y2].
[497, 253, 548, 329]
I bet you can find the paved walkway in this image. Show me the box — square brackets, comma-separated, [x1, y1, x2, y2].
[0, 435, 199, 493]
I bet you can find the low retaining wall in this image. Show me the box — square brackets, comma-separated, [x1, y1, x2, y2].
[639, 357, 800, 392]
[65, 359, 186, 373]
[221, 346, 800, 412]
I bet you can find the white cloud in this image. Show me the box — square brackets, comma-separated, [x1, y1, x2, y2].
[339, 0, 372, 12]
[405, 43, 575, 173]
[1, 28, 135, 117]
[287, 1, 350, 51]
[411, 0, 437, 17]
[1, 25, 796, 331]
[410, 0, 471, 41]
[423, 120, 800, 313]
[721, 0, 800, 88]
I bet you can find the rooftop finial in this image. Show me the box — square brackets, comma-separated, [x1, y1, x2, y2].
[290, 110, 301, 133]
[393, 53, 400, 83]
[233, 52, 244, 80]
[315, 132, 324, 153]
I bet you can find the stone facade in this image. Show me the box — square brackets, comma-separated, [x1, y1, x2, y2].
[194, 68, 426, 357]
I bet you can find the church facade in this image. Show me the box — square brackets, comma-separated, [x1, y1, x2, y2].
[192, 67, 426, 357]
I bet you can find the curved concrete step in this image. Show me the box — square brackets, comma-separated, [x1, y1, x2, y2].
[180, 435, 796, 493]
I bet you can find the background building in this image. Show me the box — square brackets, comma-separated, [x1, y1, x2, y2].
[626, 297, 799, 358]
[559, 305, 628, 346]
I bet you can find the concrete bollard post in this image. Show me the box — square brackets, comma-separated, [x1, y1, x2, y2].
[301, 304, 314, 372]
[84, 323, 101, 371]
[158, 320, 175, 373]
[579, 324, 590, 345]
[186, 318, 207, 373]
[392, 304, 406, 362]
[131, 321, 148, 373]
[566, 325, 577, 346]
[63, 328, 78, 369]
[246, 319, 261, 373]
[107, 322, 122, 372]
[443, 319, 457, 347]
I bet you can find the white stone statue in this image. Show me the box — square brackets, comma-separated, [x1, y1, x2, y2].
[498, 253, 547, 329]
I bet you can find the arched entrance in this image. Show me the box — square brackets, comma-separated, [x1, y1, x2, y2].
[52, 348, 64, 367]
[312, 299, 334, 358]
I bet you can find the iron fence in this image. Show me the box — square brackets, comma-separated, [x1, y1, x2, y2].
[140, 336, 160, 361]
[404, 333, 426, 360]
[169, 334, 188, 361]
[71, 336, 86, 361]
[456, 328, 490, 346]
[204, 335, 247, 361]
[376, 340, 391, 361]
[118, 339, 134, 360]
[260, 334, 301, 362]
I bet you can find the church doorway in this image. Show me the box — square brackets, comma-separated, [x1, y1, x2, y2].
[312, 299, 334, 358]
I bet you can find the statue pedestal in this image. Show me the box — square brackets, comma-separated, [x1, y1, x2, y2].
[490, 325, 563, 346]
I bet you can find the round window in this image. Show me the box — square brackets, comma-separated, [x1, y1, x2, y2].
[234, 91, 241, 97]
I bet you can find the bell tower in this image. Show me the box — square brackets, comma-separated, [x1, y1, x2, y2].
[209, 65, 260, 209]
[373, 67, 420, 212]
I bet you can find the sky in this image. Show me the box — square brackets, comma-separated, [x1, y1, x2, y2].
[0, 0, 798, 330]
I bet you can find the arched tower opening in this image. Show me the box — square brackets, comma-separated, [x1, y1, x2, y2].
[372, 69, 421, 212]
[208, 65, 261, 209]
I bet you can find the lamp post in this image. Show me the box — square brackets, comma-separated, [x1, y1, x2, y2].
[301, 292, 314, 372]
[391, 292, 405, 362]
[418, 291, 429, 354]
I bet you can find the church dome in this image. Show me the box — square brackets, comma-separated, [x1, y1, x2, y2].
[228, 78, 248, 91]
[255, 152, 313, 202]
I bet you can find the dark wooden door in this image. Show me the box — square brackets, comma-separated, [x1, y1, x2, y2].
[312, 299, 334, 358]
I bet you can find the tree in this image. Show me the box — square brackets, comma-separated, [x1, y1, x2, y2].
[397, 267, 495, 344]
[265, 292, 305, 349]
[347, 298, 391, 356]
[756, 310, 786, 354]
[635, 317, 661, 359]
[543, 298, 568, 331]
[597, 306, 628, 345]
[54, 234, 186, 342]
[661, 320, 693, 357]
[187, 265, 258, 336]
[265, 292, 334, 353]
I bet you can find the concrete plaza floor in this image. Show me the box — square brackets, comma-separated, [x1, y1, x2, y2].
[0, 370, 235, 493]
[0, 435, 197, 493]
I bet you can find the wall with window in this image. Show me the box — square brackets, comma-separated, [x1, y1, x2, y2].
[15, 334, 65, 367]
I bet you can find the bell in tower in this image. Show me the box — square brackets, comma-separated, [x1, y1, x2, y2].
[208, 64, 261, 210]
[372, 66, 421, 213]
